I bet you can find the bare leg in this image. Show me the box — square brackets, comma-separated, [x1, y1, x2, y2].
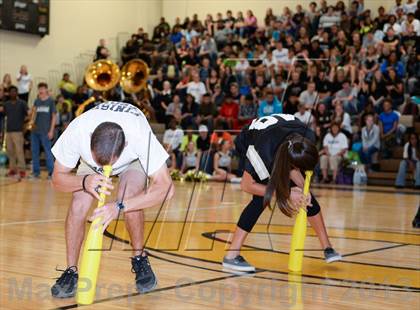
[322, 169, 328, 180]
[225, 226, 249, 259]
[210, 170, 228, 182]
[118, 169, 147, 257]
[308, 211, 332, 249]
[66, 191, 94, 267]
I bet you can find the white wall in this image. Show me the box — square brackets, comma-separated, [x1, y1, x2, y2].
[162, 0, 398, 27]
[0, 0, 162, 89]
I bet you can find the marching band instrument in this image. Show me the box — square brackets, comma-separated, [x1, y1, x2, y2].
[77, 59, 152, 118]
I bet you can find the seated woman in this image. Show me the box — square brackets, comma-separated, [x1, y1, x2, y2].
[360, 114, 380, 170]
[210, 140, 241, 183]
[181, 141, 199, 173]
[319, 122, 349, 183]
[331, 102, 353, 139]
[395, 133, 420, 189]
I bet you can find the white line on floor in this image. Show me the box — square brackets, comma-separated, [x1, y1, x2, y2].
[0, 203, 241, 227]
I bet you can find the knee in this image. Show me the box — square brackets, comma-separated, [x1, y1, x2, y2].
[69, 194, 92, 220]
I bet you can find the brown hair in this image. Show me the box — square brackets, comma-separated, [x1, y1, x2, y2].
[91, 122, 125, 166]
[264, 134, 319, 217]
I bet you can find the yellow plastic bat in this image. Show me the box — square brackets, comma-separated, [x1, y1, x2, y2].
[288, 170, 313, 272]
[76, 165, 112, 305]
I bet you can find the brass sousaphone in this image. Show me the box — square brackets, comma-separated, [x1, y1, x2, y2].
[76, 59, 151, 118]
[120, 59, 152, 118]
[75, 59, 121, 116]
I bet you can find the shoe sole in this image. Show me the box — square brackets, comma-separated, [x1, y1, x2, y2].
[222, 262, 256, 272]
[51, 288, 76, 298]
[325, 255, 342, 264]
[136, 279, 157, 294]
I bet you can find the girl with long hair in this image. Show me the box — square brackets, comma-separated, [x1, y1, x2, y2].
[222, 114, 341, 272]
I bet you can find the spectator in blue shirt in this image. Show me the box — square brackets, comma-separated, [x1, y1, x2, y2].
[379, 99, 399, 158]
[258, 88, 282, 117]
[380, 52, 405, 78]
[170, 26, 183, 45]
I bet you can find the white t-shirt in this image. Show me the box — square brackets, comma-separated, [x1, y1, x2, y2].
[187, 81, 206, 104]
[52, 101, 168, 176]
[404, 2, 417, 14]
[163, 128, 184, 150]
[299, 90, 318, 108]
[272, 48, 289, 64]
[402, 19, 420, 36]
[16, 73, 32, 94]
[263, 57, 277, 68]
[323, 132, 348, 156]
[294, 110, 312, 124]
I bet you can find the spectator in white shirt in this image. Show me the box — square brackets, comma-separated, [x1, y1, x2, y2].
[389, 0, 403, 15]
[187, 72, 207, 104]
[320, 122, 348, 183]
[16, 65, 32, 102]
[294, 102, 312, 125]
[404, 0, 417, 14]
[272, 41, 289, 64]
[383, 15, 403, 35]
[263, 49, 278, 70]
[319, 6, 341, 29]
[163, 118, 184, 154]
[401, 13, 420, 35]
[299, 81, 318, 109]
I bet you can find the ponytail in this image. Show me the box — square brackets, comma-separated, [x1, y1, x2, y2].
[264, 142, 292, 216]
[264, 134, 319, 218]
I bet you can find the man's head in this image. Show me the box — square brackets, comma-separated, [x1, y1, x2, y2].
[63, 73, 70, 82]
[342, 80, 351, 91]
[37, 82, 48, 97]
[298, 102, 306, 113]
[9, 86, 18, 100]
[202, 93, 211, 104]
[307, 82, 316, 93]
[91, 122, 126, 166]
[265, 89, 274, 102]
[230, 83, 239, 96]
[199, 124, 208, 138]
[168, 118, 178, 129]
[331, 122, 340, 136]
[383, 99, 392, 112]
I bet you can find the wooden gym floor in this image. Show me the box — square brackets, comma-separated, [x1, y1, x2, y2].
[0, 175, 419, 309]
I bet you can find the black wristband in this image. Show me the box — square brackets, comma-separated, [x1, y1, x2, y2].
[82, 175, 89, 192]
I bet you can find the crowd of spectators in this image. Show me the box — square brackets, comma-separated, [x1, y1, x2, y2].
[1, 0, 419, 186]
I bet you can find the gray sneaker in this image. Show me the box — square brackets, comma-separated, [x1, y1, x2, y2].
[51, 267, 78, 298]
[222, 255, 255, 272]
[324, 247, 342, 263]
[131, 254, 157, 293]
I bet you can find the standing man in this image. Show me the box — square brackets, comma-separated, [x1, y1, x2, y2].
[0, 86, 28, 178]
[50, 101, 174, 298]
[30, 82, 56, 179]
[16, 65, 33, 102]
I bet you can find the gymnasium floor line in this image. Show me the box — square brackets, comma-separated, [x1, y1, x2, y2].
[200, 230, 420, 271]
[50, 248, 418, 310]
[104, 226, 420, 291]
[150, 250, 420, 293]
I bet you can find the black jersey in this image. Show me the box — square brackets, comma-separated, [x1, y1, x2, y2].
[235, 114, 315, 183]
